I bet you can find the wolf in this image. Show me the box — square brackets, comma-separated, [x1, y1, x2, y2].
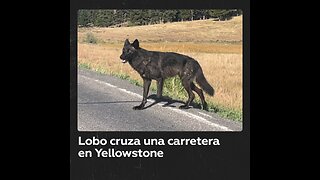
[120, 39, 214, 111]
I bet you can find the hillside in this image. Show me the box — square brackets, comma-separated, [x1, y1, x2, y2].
[78, 15, 242, 43]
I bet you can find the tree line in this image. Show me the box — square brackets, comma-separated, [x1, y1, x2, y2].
[78, 9, 242, 27]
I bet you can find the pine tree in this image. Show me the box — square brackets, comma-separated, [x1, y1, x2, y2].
[178, 10, 192, 21]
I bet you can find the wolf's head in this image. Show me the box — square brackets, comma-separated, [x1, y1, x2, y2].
[120, 39, 140, 63]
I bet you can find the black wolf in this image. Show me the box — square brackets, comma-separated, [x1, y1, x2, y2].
[120, 39, 214, 110]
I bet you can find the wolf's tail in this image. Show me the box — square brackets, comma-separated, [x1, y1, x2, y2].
[196, 69, 214, 96]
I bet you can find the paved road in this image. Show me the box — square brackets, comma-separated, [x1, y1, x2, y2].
[77, 68, 242, 131]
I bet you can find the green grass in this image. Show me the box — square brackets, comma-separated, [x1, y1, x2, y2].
[207, 102, 242, 121]
[78, 62, 92, 69]
[78, 63, 242, 121]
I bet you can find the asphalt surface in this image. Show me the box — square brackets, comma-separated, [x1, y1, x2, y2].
[78, 68, 242, 131]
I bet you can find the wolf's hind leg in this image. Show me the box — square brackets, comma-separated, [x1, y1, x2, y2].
[179, 78, 195, 109]
[191, 82, 208, 111]
[156, 78, 164, 99]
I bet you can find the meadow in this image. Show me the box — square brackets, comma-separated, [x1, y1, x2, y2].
[77, 15, 243, 121]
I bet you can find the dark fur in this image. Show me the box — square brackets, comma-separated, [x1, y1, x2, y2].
[120, 39, 214, 110]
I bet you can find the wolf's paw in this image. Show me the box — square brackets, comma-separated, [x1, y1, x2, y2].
[179, 105, 190, 109]
[133, 105, 144, 110]
[202, 103, 209, 111]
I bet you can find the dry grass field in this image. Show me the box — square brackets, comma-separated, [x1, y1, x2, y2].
[77, 15, 243, 120]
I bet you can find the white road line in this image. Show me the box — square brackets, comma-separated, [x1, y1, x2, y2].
[79, 75, 232, 131]
[168, 107, 231, 131]
[117, 87, 142, 98]
[198, 112, 213, 118]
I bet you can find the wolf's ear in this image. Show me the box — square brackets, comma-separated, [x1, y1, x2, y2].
[124, 39, 130, 45]
[132, 39, 140, 49]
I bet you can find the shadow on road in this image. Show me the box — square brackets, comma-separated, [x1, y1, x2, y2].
[78, 94, 202, 110]
[143, 94, 202, 110]
[78, 100, 141, 104]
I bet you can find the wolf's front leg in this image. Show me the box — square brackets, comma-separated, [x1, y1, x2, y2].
[133, 78, 151, 110]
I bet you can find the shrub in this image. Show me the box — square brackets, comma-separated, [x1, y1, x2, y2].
[84, 32, 97, 44]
